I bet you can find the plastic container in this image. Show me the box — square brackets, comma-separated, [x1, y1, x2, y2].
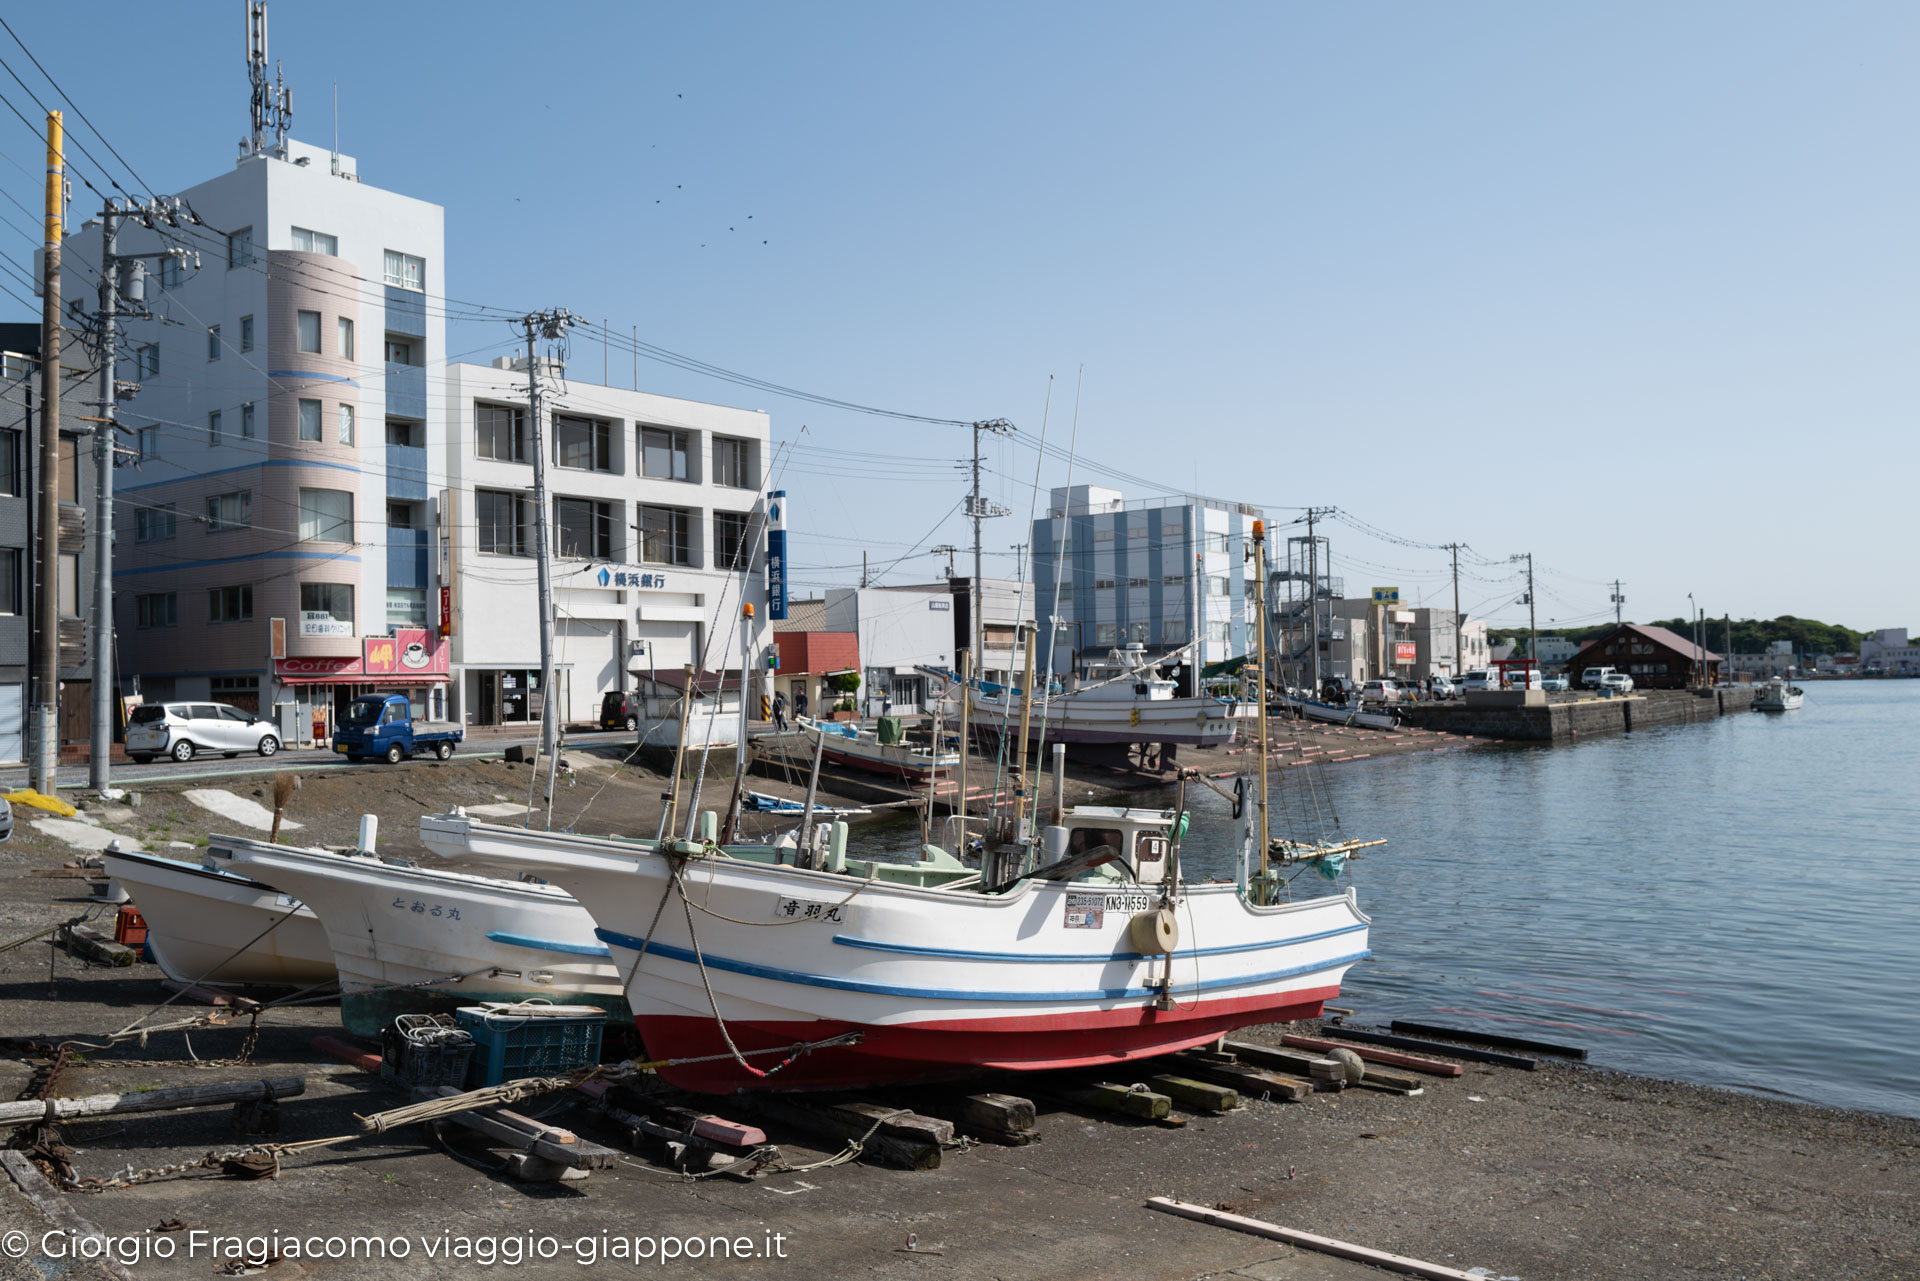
[455, 1003, 607, 1087]
[112, 905, 147, 947]
[380, 1013, 477, 1089]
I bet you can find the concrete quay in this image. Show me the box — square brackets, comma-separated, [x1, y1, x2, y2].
[1396, 685, 1758, 743]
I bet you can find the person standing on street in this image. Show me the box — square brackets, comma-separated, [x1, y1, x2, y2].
[772, 691, 788, 731]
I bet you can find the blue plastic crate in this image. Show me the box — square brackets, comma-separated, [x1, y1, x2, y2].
[455, 1004, 606, 1087]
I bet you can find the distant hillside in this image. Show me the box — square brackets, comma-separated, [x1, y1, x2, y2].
[1489, 617, 1867, 655]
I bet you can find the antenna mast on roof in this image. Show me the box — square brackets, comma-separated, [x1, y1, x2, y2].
[244, 2, 293, 159]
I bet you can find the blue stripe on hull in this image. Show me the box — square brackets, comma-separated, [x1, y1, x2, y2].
[485, 930, 613, 957]
[829, 921, 1367, 964]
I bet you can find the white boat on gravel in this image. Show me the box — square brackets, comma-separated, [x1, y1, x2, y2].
[209, 836, 626, 1038]
[99, 848, 337, 988]
[1281, 694, 1397, 731]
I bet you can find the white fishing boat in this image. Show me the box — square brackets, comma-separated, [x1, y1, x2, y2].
[796, 716, 958, 781]
[420, 804, 1371, 1094]
[1752, 677, 1805, 712]
[100, 848, 337, 988]
[208, 836, 626, 1037]
[1281, 694, 1397, 731]
[945, 645, 1239, 748]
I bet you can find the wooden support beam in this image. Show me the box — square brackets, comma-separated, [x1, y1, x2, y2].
[1167, 1054, 1313, 1102]
[1055, 1082, 1170, 1121]
[0, 1077, 304, 1126]
[1221, 1039, 1347, 1086]
[414, 1086, 615, 1174]
[1320, 1025, 1539, 1070]
[1389, 1019, 1584, 1060]
[1280, 1034, 1466, 1077]
[902, 1091, 1038, 1144]
[311, 1035, 382, 1075]
[1147, 1075, 1240, 1113]
[161, 979, 259, 1011]
[602, 1082, 767, 1148]
[55, 923, 133, 967]
[745, 1096, 941, 1170]
[824, 1100, 954, 1147]
[1147, 1197, 1492, 1281]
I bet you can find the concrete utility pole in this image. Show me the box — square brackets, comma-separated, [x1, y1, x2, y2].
[1303, 507, 1333, 694]
[1445, 542, 1463, 676]
[517, 308, 577, 825]
[966, 419, 1013, 669]
[1611, 579, 1625, 626]
[30, 111, 63, 794]
[1527, 553, 1537, 667]
[87, 204, 119, 791]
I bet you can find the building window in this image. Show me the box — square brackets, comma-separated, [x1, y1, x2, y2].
[385, 421, 417, 446]
[386, 588, 427, 626]
[1162, 574, 1184, 587]
[639, 505, 691, 566]
[136, 426, 159, 461]
[296, 310, 321, 354]
[555, 415, 612, 472]
[227, 226, 254, 269]
[713, 436, 755, 488]
[59, 434, 79, 503]
[476, 489, 531, 556]
[713, 510, 752, 570]
[1207, 620, 1230, 644]
[383, 250, 425, 291]
[1093, 578, 1115, 590]
[1129, 526, 1148, 540]
[337, 317, 355, 360]
[241, 402, 255, 438]
[208, 410, 221, 444]
[299, 582, 353, 629]
[1128, 577, 1149, 589]
[387, 501, 415, 527]
[298, 398, 322, 442]
[1206, 531, 1229, 554]
[1162, 618, 1188, 643]
[1095, 529, 1114, 543]
[0, 427, 18, 495]
[291, 226, 338, 255]
[554, 497, 615, 560]
[57, 555, 78, 618]
[1208, 575, 1229, 596]
[338, 403, 354, 445]
[135, 505, 176, 542]
[206, 585, 253, 623]
[239, 314, 254, 351]
[476, 404, 525, 462]
[136, 593, 177, 628]
[159, 257, 182, 290]
[299, 488, 354, 543]
[640, 426, 689, 480]
[206, 490, 251, 532]
[0, 547, 17, 615]
[1094, 623, 1117, 646]
[384, 338, 414, 365]
[136, 344, 159, 377]
[207, 325, 221, 361]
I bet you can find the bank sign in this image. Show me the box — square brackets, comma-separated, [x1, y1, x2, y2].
[766, 490, 788, 621]
[594, 567, 674, 589]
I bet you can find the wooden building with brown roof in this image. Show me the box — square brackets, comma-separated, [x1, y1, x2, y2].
[1566, 623, 1721, 689]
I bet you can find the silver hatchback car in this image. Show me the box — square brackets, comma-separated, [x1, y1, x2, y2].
[126, 701, 282, 763]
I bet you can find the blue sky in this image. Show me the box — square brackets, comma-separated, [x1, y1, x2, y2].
[3, 3, 1913, 635]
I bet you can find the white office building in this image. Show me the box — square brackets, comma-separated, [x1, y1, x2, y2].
[443, 360, 772, 727]
[823, 586, 955, 715]
[1030, 486, 1264, 676]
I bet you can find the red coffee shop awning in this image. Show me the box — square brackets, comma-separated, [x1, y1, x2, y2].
[274, 629, 450, 685]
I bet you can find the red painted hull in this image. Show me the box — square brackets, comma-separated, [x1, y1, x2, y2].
[642, 984, 1340, 1093]
[817, 745, 937, 781]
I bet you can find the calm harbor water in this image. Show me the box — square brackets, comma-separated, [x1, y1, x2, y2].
[1167, 680, 1920, 1118]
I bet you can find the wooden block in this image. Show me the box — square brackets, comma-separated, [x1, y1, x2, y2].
[962, 1092, 1036, 1136]
[1058, 1082, 1170, 1121]
[1389, 1020, 1586, 1061]
[161, 979, 259, 1011]
[1326, 1025, 1540, 1070]
[746, 1096, 940, 1170]
[1221, 1039, 1343, 1081]
[55, 923, 134, 967]
[312, 1035, 382, 1075]
[1167, 1054, 1312, 1102]
[604, 1084, 768, 1147]
[1147, 1074, 1240, 1113]
[1281, 1034, 1465, 1077]
[826, 1100, 954, 1146]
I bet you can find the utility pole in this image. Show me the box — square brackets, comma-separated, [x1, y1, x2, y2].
[1724, 614, 1732, 684]
[1510, 553, 1536, 671]
[1302, 506, 1333, 694]
[1611, 579, 1625, 626]
[930, 545, 958, 579]
[517, 308, 577, 825]
[30, 111, 63, 795]
[1444, 542, 1463, 677]
[965, 419, 1013, 670]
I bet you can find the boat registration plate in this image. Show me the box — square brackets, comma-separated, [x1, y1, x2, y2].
[1065, 890, 1151, 929]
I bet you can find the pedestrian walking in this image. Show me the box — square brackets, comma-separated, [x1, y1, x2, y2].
[772, 691, 788, 731]
[794, 690, 809, 721]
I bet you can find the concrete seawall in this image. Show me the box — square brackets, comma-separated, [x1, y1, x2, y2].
[1398, 686, 1758, 743]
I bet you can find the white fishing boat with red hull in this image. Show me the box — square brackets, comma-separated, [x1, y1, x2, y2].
[419, 803, 1370, 1093]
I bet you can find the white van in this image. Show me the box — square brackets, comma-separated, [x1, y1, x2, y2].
[125, 702, 282, 763]
[1581, 666, 1619, 690]
[1461, 669, 1498, 692]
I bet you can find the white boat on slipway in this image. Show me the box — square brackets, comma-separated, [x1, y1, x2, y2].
[942, 644, 1243, 749]
[208, 835, 626, 1037]
[101, 848, 337, 988]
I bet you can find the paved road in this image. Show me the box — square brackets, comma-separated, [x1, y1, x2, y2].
[0, 728, 638, 792]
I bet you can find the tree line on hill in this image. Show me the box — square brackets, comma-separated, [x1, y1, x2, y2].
[1489, 616, 1868, 656]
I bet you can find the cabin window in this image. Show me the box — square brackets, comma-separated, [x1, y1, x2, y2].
[1066, 828, 1125, 862]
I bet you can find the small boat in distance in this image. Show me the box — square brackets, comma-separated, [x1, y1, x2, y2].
[1281, 694, 1396, 731]
[796, 716, 958, 782]
[100, 848, 337, 988]
[1752, 676, 1805, 712]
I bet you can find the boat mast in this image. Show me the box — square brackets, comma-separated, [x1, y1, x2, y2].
[954, 652, 973, 854]
[1011, 622, 1038, 850]
[1253, 520, 1272, 896]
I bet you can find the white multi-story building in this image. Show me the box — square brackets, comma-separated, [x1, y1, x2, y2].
[1861, 628, 1918, 674]
[1030, 486, 1264, 677]
[822, 586, 955, 715]
[96, 135, 448, 735]
[443, 360, 772, 727]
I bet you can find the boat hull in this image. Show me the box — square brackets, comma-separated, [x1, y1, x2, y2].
[1283, 696, 1396, 731]
[101, 850, 337, 987]
[420, 815, 1369, 1094]
[958, 695, 1238, 747]
[213, 837, 627, 1038]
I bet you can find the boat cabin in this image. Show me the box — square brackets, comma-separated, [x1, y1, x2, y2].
[1048, 805, 1176, 885]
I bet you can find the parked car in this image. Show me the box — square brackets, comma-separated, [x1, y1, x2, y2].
[600, 690, 642, 732]
[1428, 674, 1458, 700]
[126, 701, 281, 763]
[1506, 668, 1543, 690]
[1541, 675, 1570, 693]
[332, 693, 464, 763]
[0, 796, 11, 843]
[1580, 666, 1619, 690]
[1359, 679, 1403, 704]
[1319, 677, 1357, 705]
[1461, 668, 1499, 692]
[1598, 672, 1635, 694]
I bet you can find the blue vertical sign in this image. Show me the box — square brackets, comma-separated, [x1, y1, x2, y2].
[766, 490, 789, 621]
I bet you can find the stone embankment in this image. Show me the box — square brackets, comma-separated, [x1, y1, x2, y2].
[1397, 685, 1757, 742]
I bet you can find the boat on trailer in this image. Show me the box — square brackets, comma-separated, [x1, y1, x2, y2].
[100, 848, 337, 988]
